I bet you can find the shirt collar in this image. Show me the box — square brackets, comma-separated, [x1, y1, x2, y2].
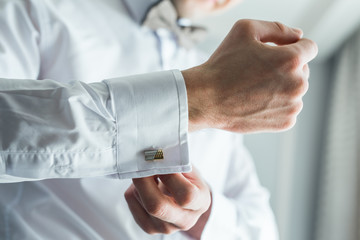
[123, 0, 161, 24]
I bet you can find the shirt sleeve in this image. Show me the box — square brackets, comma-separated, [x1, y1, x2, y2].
[0, 1, 190, 183]
[0, 72, 190, 183]
[200, 138, 279, 240]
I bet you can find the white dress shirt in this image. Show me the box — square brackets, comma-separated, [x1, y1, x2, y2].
[0, 0, 279, 239]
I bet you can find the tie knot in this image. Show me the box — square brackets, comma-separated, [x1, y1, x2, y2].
[142, 0, 207, 49]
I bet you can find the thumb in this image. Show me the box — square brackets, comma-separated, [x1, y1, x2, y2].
[244, 20, 303, 45]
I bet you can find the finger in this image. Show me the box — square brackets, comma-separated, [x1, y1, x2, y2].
[244, 20, 303, 45]
[150, 220, 180, 235]
[124, 185, 155, 234]
[132, 176, 185, 223]
[158, 173, 201, 210]
[158, 181, 171, 196]
[125, 185, 180, 234]
[303, 64, 310, 79]
[288, 38, 318, 64]
[182, 165, 202, 183]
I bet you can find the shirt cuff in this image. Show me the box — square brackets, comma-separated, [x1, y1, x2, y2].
[104, 70, 190, 179]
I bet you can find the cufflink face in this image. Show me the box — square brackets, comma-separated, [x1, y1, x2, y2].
[145, 149, 164, 161]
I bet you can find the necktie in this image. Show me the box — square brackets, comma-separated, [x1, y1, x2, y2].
[142, 0, 207, 49]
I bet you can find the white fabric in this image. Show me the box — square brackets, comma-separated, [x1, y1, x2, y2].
[0, 0, 278, 239]
[0, 0, 190, 180]
[315, 29, 360, 240]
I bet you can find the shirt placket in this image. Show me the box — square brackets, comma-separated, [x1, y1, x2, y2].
[155, 28, 178, 70]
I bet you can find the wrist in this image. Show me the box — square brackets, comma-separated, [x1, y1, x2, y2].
[182, 66, 219, 132]
[182, 68, 208, 132]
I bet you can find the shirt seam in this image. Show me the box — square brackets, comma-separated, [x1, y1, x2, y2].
[172, 70, 183, 165]
[103, 80, 121, 179]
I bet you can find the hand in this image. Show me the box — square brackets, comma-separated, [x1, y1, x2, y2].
[183, 19, 318, 133]
[124, 167, 211, 237]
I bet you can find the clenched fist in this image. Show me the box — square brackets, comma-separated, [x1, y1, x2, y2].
[125, 167, 211, 237]
[183, 19, 318, 133]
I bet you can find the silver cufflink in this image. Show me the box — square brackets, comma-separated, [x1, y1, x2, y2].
[145, 149, 164, 161]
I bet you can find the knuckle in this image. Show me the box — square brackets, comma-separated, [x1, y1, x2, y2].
[162, 228, 172, 235]
[292, 78, 308, 97]
[281, 77, 308, 99]
[303, 64, 310, 77]
[275, 49, 299, 70]
[280, 117, 297, 130]
[145, 202, 168, 218]
[161, 225, 177, 235]
[148, 222, 177, 235]
[307, 38, 319, 55]
[180, 220, 197, 231]
[301, 79, 309, 94]
[286, 117, 297, 129]
[234, 19, 254, 33]
[143, 226, 156, 235]
[177, 186, 198, 208]
[124, 188, 134, 202]
[137, 217, 156, 234]
[288, 101, 303, 116]
[276, 48, 301, 69]
[286, 53, 302, 69]
[288, 82, 301, 98]
[274, 21, 287, 33]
